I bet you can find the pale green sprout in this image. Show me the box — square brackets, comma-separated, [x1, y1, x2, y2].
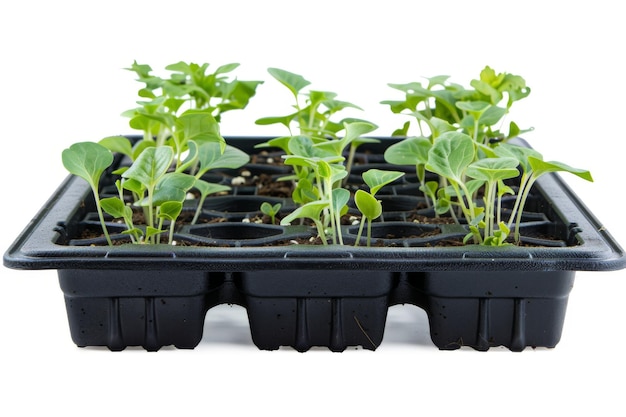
[261, 202, 282, 225]
[354, 169, 405, 247]
[62, 142, 114, 246]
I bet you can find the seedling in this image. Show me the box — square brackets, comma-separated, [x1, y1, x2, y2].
[383, 136, 434, 206]
[255, 68, 380, 179]
[260, 202, 282, 225]
[62, 142, 114, 245]
[354, 169, 405, 247]
[281, 154, 349, 245]
[61, 61, 259, 245]
[494, 143, 593, 242]
[382, 66, 532, 143]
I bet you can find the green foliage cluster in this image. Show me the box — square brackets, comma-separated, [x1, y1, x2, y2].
[62, 61, 259, 245]
[255, 69, 403, 246]
[383, 67, 592, 245]
[61, 63, 593, 248]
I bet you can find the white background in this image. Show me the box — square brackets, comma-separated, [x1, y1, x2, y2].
[1, 0, 625, 415]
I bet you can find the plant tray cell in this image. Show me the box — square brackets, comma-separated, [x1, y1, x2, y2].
[4, 137, 625, 351]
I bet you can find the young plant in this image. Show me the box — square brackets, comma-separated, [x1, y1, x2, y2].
[464, 157, 520, 245]
[354, 169, 405, 247]
[185, 140, 250, 225]
[122, 60, 262, 158]
[62, 142, 114, 246]
[383, 136, 434, 207]
[255, 68, 379, 179]
[260, 202, 282, 225]
[494, 143, 593, 242]
[382, 66, 532, 144]
[255, 68, 365, 139]
[119, 146, 196, 244]
[281, 154, 349, 245]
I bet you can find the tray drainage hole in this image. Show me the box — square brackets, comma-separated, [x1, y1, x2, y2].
[190, 223, 283, 240]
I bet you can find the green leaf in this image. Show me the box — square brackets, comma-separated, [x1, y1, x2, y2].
[470, 79, 503, 104]
[340, 121, 378, 146]
[425, 132, 475, 184]
[149, 173, 196, 206]
[122, 178, 145, 195]
[255, 113, 298, 128]
[62, 142, 114, 189]
[193, 179, 231, 197]
[268, 68, 311, 97]
[261, 202, 282, 216]
[288, 135, 317, 158]
[456, 100, 490, 114]
[98, 136, 134, 160]
[280, 200, 328, 226]
[100, 197, 132, 220]
[178, 140, 200, 173]
[145, 226, 163, 241]
[384, 136, 431, 166]
[362, 169, 405, 196]
[215, 62, 240, 75]
[331, 188, 350, 214]
[355, 190, 382, 220]
[494, 143, 542, 173]
[466, 157, 520, 183]
[175, 109, 225, 149]
[254, 136, 292, 154]
[528, 156, 593, 182]
[122, 146, 174, 188]
[317, 160, 332, 179]
[478, 105, 507, 127]
[196, 143, 250, 176]
[132, 140, 155, 160]
[158, 201, 183, 221]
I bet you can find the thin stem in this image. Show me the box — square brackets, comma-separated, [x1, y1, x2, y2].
[147, 189, 155, 244]
[484, 180, 497, 239]
[343, 144, 357, 186]
[354, 217, 366, 247]
[314, 219, 328, 245]
[507, 172, 531, 229]
[191, 193, 207, 225]
[93, 189, 113, 246]
[168, 219, 176, 245]
[513, 175, 537, 243]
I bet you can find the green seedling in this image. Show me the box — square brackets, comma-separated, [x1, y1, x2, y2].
[191, 181, 231, 225]
[465, 156, 520, 244]
[354, 169, 405, 247]
[125, 61, 262, 139]
[383, 136, 433, 205]
[255, 68, 379, 177]
[497, 144, 593, 242]
[260, 202, 282, 225]
[158, 201, 184, 245]
[425, 132, 478, 224]
[256, 68, 365, 139]
[100, 191, 142, 244]
[280, 201, 331, 243]
[62, 142, 114, 246]
[281, 154, 349, 244]
[383, 66, 532, 144]
[119, 146, 197, 244]
[186, 140, 249, 224]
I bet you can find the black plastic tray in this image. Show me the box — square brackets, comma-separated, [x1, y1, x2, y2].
[4, 137, 625, 351]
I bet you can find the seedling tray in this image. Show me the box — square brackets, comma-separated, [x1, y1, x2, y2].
[4, 137, 625, 351]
